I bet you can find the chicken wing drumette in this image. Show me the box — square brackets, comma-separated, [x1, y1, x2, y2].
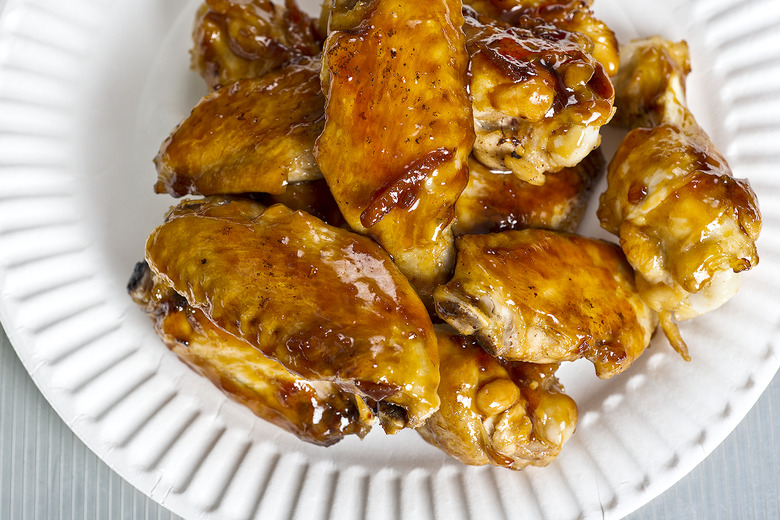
[144, 196, 440, 432]
[598, 37, 761, 359]
[192, 0, 322, 90]
[434, 229, 657, 379]
[315, 0, 474, 302]
[453, 148, 604, 236]
[128, 261, 373, 445]
[419, 327, 577, 470]
[463, 0, 619, 76]
[464, 7, 615, 185]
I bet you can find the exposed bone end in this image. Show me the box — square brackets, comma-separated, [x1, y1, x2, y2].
[658, 310, 691, 362]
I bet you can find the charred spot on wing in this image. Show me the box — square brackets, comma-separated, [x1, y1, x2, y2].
[127, 260, 152, 296]
[376, 401, 408, 434]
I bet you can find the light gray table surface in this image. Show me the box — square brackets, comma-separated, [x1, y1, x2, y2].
[1, 323, 779, 519]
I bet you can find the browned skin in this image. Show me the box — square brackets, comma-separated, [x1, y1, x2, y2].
[155, 58, 324, 197]
[192, 0, 322, 90]
[464, 7, 615, 185]
[251, 179, 346, 228]
[314, 0, 475, 304]
[463, 0, 619, 76]
[418, 327, 577, 470]
[598, 37, 761, 359]
[434, 230, 657, 379]
[145, 196, 440, 432]
[453, 147, 604, 236]
[128, 262, 373, 445]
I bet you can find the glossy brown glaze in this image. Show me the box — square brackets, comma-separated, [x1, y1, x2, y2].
[434, 230, 657, 378]
[192, 0, 322, 90]
[145, 196, 440, 431]
[453, 148, 604, 236]
[418, 327, 577, 470]
[463, 0, 619, 76]
[314, 0, 475, 303]
[464, 7, 615, 185]
[155, 58, 324, 197]
[598, 37, 761, 358]
[128, 262, 373, 445]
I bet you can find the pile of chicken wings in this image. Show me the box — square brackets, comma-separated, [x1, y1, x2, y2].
[128, 0, 761, 470]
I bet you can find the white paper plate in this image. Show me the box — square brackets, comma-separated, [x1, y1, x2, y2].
[1, 0, 779, 518]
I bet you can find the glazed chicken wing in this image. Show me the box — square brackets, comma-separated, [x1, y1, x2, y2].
[419, 327, 577, 470]
[314, 0, 475, 302]
[598, 37, 761, 358]
[155, 58, 324, 197]
[453, 148, 604, 236]
[128, 261, 373, 445]
[144, 196, 440, 432]
[434, 229, 657, 378]
[463, 0, 619, 76]
[464, 7, 614, 185]
[192, 0, 322, 90]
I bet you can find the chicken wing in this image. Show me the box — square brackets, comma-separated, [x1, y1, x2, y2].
[155, 58, 324, 197]
[145, 196, 440, 432]
[418, 327, 577, 470]
[464, 7, 615, 185]
[314, 0, 475, 302]
[128, 261, 373, 445]
[192, 0, 322, 90]
[463, 0, 619, 76]
[598, 37, 761, 358]
[434, 229, 657, 379]
[453, 148, 604, 236]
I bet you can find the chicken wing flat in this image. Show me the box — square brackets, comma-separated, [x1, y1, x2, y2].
[128, 261, 373, 445]
[464, 7, 614, 185]
[155, 58, 324, 197]
[145, 196, 440, 431]
[314, 0, 475, 302]
[463, 0, 619, 76]
[434, 230, 657, 378]
[452, 148, 604, 236]
[192, 0, 322, 90]
[418, 327, 577, 470]
[598, 37, 761, 358]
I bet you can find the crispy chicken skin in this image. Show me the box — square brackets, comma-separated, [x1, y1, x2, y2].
[192, 0, 322, 90]
[155, 58, 324, 197]
[128, 261, 373, 445]
[157, 58, 325, 197]
[463, 0, 619, 76]
[434, 230, 657, 379]
[144, 196, 440, 432]
[418, 327, 577, 470]
[598, 37, 761, 359]
[314, 0, 475, 303]
[464, 7, 615, 185]
[453, 148, 604, 236]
